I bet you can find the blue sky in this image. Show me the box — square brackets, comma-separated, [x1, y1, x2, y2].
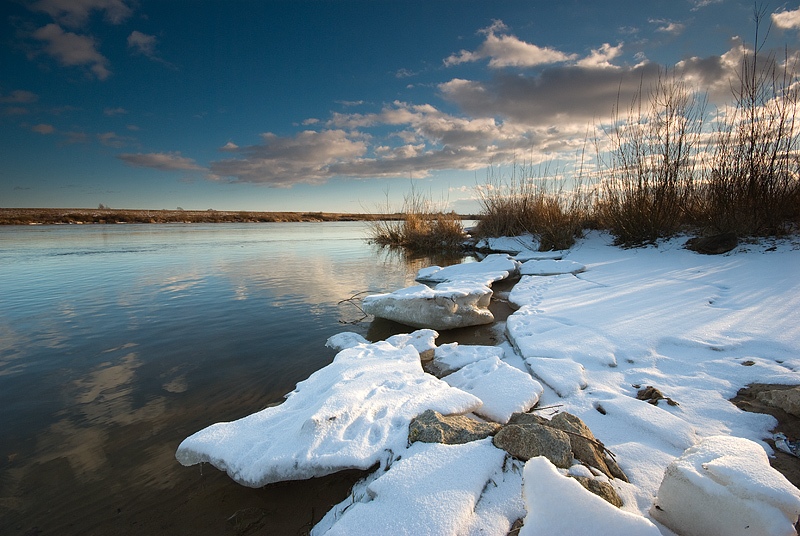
[2, 0, 800, 213]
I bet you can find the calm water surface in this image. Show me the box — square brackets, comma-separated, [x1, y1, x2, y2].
[0, 222, 471, 535]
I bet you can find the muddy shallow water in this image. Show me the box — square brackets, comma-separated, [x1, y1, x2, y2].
[0, 222, 488, 536]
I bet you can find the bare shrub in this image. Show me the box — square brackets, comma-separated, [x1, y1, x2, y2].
[370, 187, 466, 253]
[703, 7, 800, 235]
[595, 69, 706, 246]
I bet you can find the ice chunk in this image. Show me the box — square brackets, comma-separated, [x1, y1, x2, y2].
[651, 435, 800, 536]
[443, 355, 543, 424]
[325, 332, 369, 351]
[315, 439, 508, 536]
[415, 254, 520, 286]
[362, 283, 493, 330]
[524, 357, 588, 397]
[385, 328, 439, 355]
[515, 250, 564, 262]
[474, 235, 537, 254]
[519, 259, 586, 276]
[175, 341, 482, 487]
[520, 456, 661, 535]
[432, 342, 506, 375]
[598, 395, 698, 451]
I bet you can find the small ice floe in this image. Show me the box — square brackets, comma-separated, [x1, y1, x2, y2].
[514, 250, 565, 262]
[651, 435, 800, 536]
[175, 339, 482, 487]
[362, 282, 494, 330]
[520, 457, 661, 535]
[416, 253, 520, 286]
[442, 356, 543, 424]
[519, 259, 586, 276]
[312, 438, 522, 536]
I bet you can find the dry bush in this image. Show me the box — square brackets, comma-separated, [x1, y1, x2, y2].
[702, 7, 800, 235]
[594, 69, 705, 246]
[475, 163, 592, 251]
[370, 187, 466, 253]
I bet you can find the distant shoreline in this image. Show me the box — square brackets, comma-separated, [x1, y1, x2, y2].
[0, 208, 479, 225]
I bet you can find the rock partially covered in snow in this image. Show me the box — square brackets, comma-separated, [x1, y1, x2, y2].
[362, 283, 493, 330]
[651, 435, 800, 536]
[408, 409, 500, 445]
[325, 332, 369, 351]
[175, 341, 482, 487]
[442, 355, 543, 424]
[416, 254, 520, 286]
[494, 424, 573, 467]
[313, 439, 511, 536]
[519, 259, 586, 276]
[520, 457, 661, 536]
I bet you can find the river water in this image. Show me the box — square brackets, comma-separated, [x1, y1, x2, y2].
[0, 222, 478, 535]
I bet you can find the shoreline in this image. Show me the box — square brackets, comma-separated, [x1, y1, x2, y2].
[0, 208, 478, 226]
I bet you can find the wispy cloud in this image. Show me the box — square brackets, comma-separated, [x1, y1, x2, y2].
[31, 24, 111, 80]
[650, 19, 686, 35]
[104, 107, 128, 116]
[127, 31, 173, 67]
[30, 123, 56, 134]
[98, 131, 137, 148]
[0, 90, 39, 103]
[117, 152, 206, 172]
[772, 7, 800, 30]
[30, 0, 134, 28]
[576, 43, 625, 69]
[444, 20, 577, 68]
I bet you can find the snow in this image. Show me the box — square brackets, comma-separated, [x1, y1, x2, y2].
[651, 435, 800, 536]
[311, 439, 514, 536]
[431, 342, 506, 375]
[520, 456, 662, 535]
[175, 338, 482, 487]
[474, 235, 537, 254]
[518, 259, 586, 275]
[442, 355, 543, 424]
[177, 231, 800, 534]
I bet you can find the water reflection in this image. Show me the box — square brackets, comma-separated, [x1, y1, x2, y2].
[0, 222, 473, 535]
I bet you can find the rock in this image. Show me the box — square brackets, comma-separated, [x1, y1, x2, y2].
[651, 435, 800, 536]
[493, 423, 572, 468]
[570, 476, 624, 507]
[408, 409, 501, 445]
[636, 385, 678, 406]
[757, 386, 800, 417]
[508, 411, 629, 482]
[684, 232, 738, 255]
[362, 282, 494, 330]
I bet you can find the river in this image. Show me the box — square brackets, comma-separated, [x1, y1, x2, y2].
[0, 222, 481, 535]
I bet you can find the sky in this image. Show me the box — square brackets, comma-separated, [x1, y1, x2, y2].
[2, 0, 800, 213]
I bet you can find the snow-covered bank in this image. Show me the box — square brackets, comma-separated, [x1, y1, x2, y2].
[177, 231, 800, 534]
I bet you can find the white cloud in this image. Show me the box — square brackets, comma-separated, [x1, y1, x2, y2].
[0, 90, 39, 103]
[31, 0, 133, 27]
[127, 31, 157, 56]
[576, 43, 625, 69]
[31, 24, 111, 80]
[772, 7, 800, 30]
[444, 20, 576, 68]
[30, 123, 56, 134]
[98, 131, 136, 148]
[208, 130, 368, 187]
[117, 152, 206, 172]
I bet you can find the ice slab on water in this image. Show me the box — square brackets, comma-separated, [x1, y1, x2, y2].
[362, 282, 494, 330]
[443, 355, 543, 424]
[415, 254, 520, 286]
[651, 435, 800, 536]
[520, 456, 662, 536]
[474, 235, 537, 254]
[175, 340, 482, 487]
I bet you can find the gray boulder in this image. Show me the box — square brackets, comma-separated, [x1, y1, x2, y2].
[408, 409, 501, 445]
[493, 423, 572, 468]
[570, 476, 624, 507]
[548, 412, 629, 482]
[685, 232, 738, 255]
[756, 386, 800, 417]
